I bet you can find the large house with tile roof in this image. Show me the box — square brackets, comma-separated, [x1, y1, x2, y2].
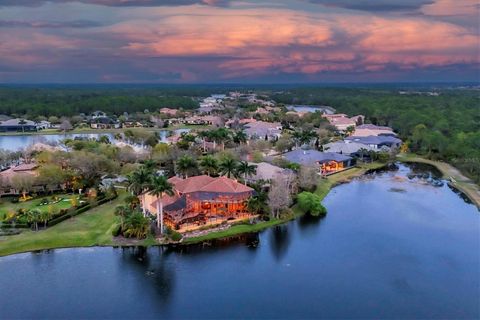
[143, 175, 254, 230]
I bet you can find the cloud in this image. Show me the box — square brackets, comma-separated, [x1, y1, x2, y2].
[0, 0, 229, 7]
[305, 0, 434, 12]
[0, 20, 104, 28]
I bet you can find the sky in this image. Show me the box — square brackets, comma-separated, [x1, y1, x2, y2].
[0, 0, 478, 84]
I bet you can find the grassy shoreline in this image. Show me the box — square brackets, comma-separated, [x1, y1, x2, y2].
[397, 153, 480, 208]
[0, 162, 386, 257]
[0, 125, 209, 136]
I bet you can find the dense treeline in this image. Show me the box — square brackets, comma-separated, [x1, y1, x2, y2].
[273, 88, 480, 183]
[0, 87, 200, 117]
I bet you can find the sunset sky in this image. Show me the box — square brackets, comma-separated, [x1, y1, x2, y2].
[0, 0, 478, 83]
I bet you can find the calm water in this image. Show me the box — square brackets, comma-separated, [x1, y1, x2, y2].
[0, 129, 189, 151]
[0, 163, 478, 319]
[287, 105, 334, 114]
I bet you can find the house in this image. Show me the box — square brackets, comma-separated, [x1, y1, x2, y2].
[323, 141, 375, 156]
[184, 115, 223, 127]
[0, 119, 37, 132]
[0, 163, 39, 196]
[90, 117, 120, 129]
[159, 108, 179, 117]
[91, 111, 107, 119]
[143, 175, 254, 231]
[225, 118, 257, 128]
[323, 114, 364, 132]
[247, 162, 293, 184]
[283, 149, 354, 175]
[352, 124, 396, 137]
[345, 135, 402, 150]
[36, 120, 51, 130]
[243, 121, 282, 141]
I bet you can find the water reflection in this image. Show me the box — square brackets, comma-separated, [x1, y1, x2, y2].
[269, 225, 291, 261]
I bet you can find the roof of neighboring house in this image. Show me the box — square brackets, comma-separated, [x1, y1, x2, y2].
[244, 121, 282, 137]
[283, 149, 352, 166]
[0, 118, 36, 127]
[345, 135, 401, 146]
[356, 124, 392, 130]
[323, 141, 375, 154]
[0, 163, 38, 186]
[248, 162, 291, 181]
[12, 163, 39, 171]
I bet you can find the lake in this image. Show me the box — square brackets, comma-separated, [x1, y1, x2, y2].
[0, 163, 478, 319]
[287, 105, 335, 114]
[0, 129, 190, 151]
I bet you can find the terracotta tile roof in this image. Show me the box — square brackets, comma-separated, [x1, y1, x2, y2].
[13, 163, 38, 171]
[199, 176, 253, 193]
[150, 193, 179, 210]
[167, 176, 184, 185]
[174, 175, 253, 194]
[174, 175, 215, 193]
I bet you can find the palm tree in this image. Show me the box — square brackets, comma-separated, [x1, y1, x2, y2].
[236, 161, 257, 185]
[126, 167, 151, 216]
[27, 209, 42, 231]
[114, 205, 130, 227]
[147, 175, 174, 233]
[292, 130, 303, 149]
[233, 130, 247, 145]
[39, 209, 51, 228]
[214, 128, 231, 151]
[219, 157, 238, 178]
[176, 155, 197, 178]
[199, 155, 218, 176]
[300, 129, 318, 146]
[197, 130, 211, 152]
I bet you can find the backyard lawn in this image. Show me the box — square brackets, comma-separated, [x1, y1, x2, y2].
[0, 194, 80, 220]
[0, 193, 126, 256]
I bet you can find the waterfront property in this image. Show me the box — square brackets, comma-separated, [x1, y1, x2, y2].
[323, 140, 375, 157]
[144, 175, 254, 230]
[283, 149, 354, 175]
[0, 119, 38, 133]
[322, 114, 364, 132]
[247, 162, 294, 185]
[345, 135, 402, 150]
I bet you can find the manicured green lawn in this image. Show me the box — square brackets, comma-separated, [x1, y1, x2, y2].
[0, 194, 125, 257]
[0, 194, 79, 219]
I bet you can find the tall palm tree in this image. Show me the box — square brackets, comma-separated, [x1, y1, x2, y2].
[27, 209, 42, 231]
[176, 155, 197, 178]
[126, 167, 151, 216]
[199, 155, 218, 176]
[300, 129, 318, 146]
[233, 130, 247, 145]
[292, 130, 303, 149]
[147, 175, 174, 233]
[237, 161, 257, 185]
[214, 128, 231, 151]
[197, 130, 212, 152]
[219, 157, 238, 178]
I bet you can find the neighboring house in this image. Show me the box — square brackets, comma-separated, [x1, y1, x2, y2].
[323, 114, 364, 132]
[323, 141, 375, 157]
[283, 149, 354, 175]
[159, 108, 179, 116]
[0, 119, 37, 132]
[91, 111, 107, 119]
[345, 135, 402, 150]
[143, 175, 254, 231]
[352, 124, 396, 137]
[225, 118, 257, 128]
[36, 120, 51, 130]
[0, 163, 62, 197]
[243, 121, 282, 141]
[184, 115, 223, 126]
[90, 117, 120, 129]
[247, 162, 293, 184]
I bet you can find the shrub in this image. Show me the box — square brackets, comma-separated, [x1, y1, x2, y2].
[165, 227, 182, 242]
[111, 224, 122, 237]
[297, 192, 327, 217]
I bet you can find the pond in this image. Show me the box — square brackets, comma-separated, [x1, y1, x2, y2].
[287, 105, 335, 114]
[0, 129, 190, 151]
[0, 163, 478, 319]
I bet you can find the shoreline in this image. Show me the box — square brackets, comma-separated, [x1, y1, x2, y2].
[0, 125, 207, 137]
[396, 154, 480, 209]
[0, 162, 387, 257]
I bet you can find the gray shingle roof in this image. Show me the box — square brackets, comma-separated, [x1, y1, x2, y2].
[283, 149, 352, 166]
[345, 135, 401, 146]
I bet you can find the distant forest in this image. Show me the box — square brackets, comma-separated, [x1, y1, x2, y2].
[0, 85, 478, 183]
[273, 87, 480, 183]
